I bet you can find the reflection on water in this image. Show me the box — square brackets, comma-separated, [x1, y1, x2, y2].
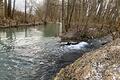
[43, 24, 59, 37]
[0, 24, 62, 80]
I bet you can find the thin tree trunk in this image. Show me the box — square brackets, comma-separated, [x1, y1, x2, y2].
[68, 0, 76, 29]
[4, 0, 7, 18]
[62, 0, 65, 32]
[66, 0, 70, 27]
[8, 0, 11, 18]
[12, 0, 16, 19]
[25, 0, 27, 23]
[44, 0, 49, 25]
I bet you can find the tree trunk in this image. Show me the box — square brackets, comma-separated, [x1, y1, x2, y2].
[44, 0, 49, 25]
[25, 0, 27, 23]
[68, 0, 76, 30]
[66, 0, 70, 28]
[4, 0, 7, 18]
[12, 0, 16, 19]
[62, 0, 65, 32]
[8, 0, 11, 18]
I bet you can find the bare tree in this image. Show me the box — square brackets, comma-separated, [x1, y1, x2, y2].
[4, 0, 7, 18]
[8, 0, 12, 18]
[25, 0, 27, 23]
[62, 0, 65, 32]
[44, 0, 50, 24]
[0, 0, 3, 17]
[12, 0, 16, 19]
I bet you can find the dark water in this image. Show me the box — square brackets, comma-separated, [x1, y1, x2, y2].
[0, 24, 65, 80]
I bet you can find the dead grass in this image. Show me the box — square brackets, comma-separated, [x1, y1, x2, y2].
[55, 38, 120, 80]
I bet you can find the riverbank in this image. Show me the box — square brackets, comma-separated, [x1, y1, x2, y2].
[0, 18, 43, 28]
[0, 22, 42, 28]
[54, 38, 120, 80]
[60, 24, 110, 42]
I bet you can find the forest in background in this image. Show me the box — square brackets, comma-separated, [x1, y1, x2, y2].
[0, 0, 120, 40]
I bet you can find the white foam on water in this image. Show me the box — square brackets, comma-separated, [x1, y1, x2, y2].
[66, 42, 89, 50]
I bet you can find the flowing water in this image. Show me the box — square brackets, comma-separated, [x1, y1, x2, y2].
[0, 23, 110, 80]
[0, 24, 65, 80]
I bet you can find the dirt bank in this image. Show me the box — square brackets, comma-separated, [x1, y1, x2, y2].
[61, 25, 108, 42]
[55, 38, 120, 80]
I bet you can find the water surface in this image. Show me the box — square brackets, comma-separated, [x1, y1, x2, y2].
[0, 24, 63, 80]
[0, 23, 109, 80]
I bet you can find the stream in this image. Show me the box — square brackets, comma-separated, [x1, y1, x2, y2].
[0, 24, 112, 80]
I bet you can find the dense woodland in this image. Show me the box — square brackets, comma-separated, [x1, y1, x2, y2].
[1, 0, 120, 40]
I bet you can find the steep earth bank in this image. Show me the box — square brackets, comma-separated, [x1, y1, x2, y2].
[55, 38, 120, 80]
